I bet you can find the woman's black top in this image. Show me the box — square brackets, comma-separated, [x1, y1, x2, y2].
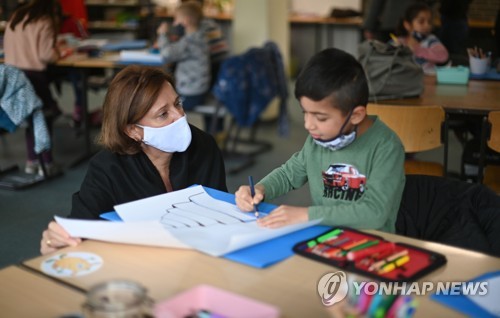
[70, 125, 227, 219]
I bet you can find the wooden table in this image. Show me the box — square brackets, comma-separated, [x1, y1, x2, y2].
[377, 75, 500, 180]
[381, 76, 500, 115]
[23, 231, 500, 317]
[0, 266, 85, 317]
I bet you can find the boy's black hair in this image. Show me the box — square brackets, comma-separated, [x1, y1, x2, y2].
[294, 48, 368, 115]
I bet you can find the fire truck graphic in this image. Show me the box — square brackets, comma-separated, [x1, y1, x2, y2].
[322, 164, 366, 192]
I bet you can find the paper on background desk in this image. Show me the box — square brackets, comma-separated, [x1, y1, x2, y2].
[119, 50, 164, 64]
[56, 186, 319, 256]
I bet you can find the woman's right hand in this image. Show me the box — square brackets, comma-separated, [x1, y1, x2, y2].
[40, 221, 82, 255]
[235, 184, 265, 212]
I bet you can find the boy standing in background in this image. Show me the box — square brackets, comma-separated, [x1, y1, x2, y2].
[156, 1, 210, 110]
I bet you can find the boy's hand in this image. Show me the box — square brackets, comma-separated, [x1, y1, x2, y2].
[406, 36, 418, 51]
[157, 22, 168, 35]
[235, 184, 265, 212]
[257, 205, 309, 229]
[40, 221, 82, 255]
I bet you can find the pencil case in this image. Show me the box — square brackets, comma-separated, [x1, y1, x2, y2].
[292, 227, 447, 282]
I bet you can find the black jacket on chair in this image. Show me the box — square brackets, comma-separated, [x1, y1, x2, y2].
[396, 175, 500, 257]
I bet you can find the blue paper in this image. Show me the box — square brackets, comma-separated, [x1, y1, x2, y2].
[100, 186, 328, 268]
[430, 271, 500, 317]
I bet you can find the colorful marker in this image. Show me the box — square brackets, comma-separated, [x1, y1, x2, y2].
[334, 238, 369, 257]
[347, 241, 395, 261]
[378, 255, 410, 275]
[338, 240, 380, 257]
[306, 228, 343, 248]
[368, 250, 409, 272]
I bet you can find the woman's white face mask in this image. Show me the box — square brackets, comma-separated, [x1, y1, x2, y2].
[136, 115, 192, 153]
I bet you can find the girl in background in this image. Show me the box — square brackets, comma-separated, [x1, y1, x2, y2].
[395, 2, 449, 74]
[4, 0, 67, 176]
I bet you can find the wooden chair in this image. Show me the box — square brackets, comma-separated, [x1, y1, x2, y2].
[481, 111, 500, 193]
[367, 103, 448, 176]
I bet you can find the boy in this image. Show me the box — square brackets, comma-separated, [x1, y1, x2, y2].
[156, 1, 210, 110]
[235, 48, 405, 233]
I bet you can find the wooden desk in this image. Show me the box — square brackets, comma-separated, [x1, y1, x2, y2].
[378, 76, 500, 180]
[0, 266, 85, 317]
[382, 76, 500, 115]
[23, 231, 500, 317]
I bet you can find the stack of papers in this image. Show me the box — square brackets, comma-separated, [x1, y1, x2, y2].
[119, 50, 164, 65]
[56, 186, 320, 257]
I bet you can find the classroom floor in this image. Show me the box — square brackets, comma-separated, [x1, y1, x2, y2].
[0, 80, 464, 269]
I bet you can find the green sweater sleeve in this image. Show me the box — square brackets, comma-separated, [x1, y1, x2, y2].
[309, 137, 405, 232]
[259, 145, 309, 200]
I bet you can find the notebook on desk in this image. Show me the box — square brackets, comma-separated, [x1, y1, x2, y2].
[100, 186, 330, 268]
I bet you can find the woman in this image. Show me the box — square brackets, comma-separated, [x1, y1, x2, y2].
[40, 65, 227, 254]
[4, 0, 64, 176]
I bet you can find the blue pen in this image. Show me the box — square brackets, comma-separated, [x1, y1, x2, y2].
[248, 176, 259, 218]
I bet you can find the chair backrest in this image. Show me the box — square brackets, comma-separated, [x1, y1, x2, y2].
[397, 174, 500, 257]
[367, 103, 445, 153]
[487, 111, 500, 153]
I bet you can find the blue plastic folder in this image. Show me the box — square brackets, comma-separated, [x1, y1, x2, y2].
[430, 271, 500, 317]
[100, 186, 330, 268]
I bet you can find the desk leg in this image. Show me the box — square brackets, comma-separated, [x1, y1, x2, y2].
[443, 114, 449, 177]
[477, 115, 488, 183]
[69, 68, 96, 167]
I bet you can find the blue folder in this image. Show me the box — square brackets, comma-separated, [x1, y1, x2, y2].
[100, 186, 330, 269]
[430, 271, 500, 317]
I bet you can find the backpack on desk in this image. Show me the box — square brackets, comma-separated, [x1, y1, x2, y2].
[358, 40, 424, 101]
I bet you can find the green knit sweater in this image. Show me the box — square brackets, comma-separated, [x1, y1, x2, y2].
[259, 116, 405, 233]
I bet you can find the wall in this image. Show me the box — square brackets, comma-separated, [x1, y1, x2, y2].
[291, 0, 362, 15]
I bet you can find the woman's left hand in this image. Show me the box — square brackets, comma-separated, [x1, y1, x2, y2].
[257, 205, 309, 229]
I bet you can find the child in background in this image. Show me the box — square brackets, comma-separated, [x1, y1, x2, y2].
[156, 1, 210, 111]
[395, 2, 449, 74]
[4, 0, 65, 176]
[235, 48, 405, 233]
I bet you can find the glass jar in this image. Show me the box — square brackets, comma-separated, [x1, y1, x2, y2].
[82, 280, 154, 318]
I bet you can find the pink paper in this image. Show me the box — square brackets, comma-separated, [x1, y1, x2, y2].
[155, 285, 280, 318]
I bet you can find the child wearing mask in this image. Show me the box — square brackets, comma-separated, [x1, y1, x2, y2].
[235, 48, 405, 233]
[394, 2, 449, 74]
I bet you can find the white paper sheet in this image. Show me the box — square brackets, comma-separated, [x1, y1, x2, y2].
[56, 186, 320, 256]
[465, 275, 500, 317]
[55, 216, 191, 250]
[119, 50, 164, 64]
[115, 185, 255, 225]
[171, 219, 321, 256]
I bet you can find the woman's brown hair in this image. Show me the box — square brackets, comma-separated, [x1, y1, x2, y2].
[98, 65, 176, 155]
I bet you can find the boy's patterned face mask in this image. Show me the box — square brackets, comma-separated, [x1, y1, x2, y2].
[312, 108, 356, 151]
[313, 129, 357, 151]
